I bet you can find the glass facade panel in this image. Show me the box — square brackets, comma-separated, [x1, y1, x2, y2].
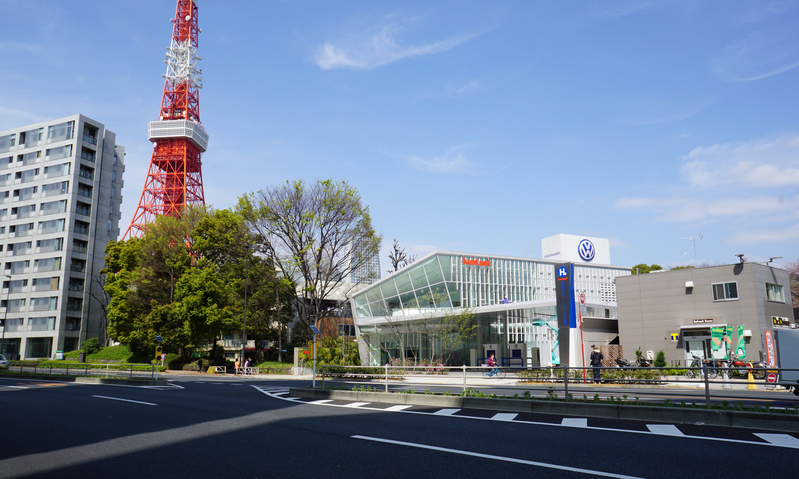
[394, 272, 412, 294]
[409, 264, 428, 290]
[430, 282, 451, 308]
[379, 280, 397, 300]
[424, 257, 444, 284]
[399, 290, 416, 309]
[365, 287, 381, 304]
[369, 300, 387, 316]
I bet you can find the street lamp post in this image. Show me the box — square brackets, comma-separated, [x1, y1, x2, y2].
[1, 275, 11, 358]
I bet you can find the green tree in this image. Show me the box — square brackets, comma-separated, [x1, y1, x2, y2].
[785, 258, 799, 307]
[654, 350, 667, 368]
[630, 264, 663, 275]
[240, 179, 382, 341]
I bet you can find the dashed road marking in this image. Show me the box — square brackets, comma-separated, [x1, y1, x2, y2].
[433, 408, 460, 416]
[385, 405, 412, 412]
[646, 425, 684, 436]
[344, 402, 371, 408]
[309, 399, 333, 405]
[754, 433, 799, 448]
[562, 418, 588, 427]
[492, 413, 518, 421]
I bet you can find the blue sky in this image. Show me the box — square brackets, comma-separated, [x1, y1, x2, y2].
[1, 1, 798, 272]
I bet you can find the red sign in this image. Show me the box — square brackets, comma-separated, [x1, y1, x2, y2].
[765, 330, 776, 367]
[462, 258, 490, 267]
[766, 372, 778, 384]
[578, 291, 586, 305]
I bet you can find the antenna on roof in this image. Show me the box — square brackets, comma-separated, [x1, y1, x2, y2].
[679, 234, 703, 266]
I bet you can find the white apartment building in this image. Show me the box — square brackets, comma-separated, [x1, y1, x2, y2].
[0, 115, 125, 359]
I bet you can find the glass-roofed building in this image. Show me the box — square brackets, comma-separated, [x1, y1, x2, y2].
[351, 234, 631, 367]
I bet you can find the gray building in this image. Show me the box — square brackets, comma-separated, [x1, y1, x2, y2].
[0, 115, 125, 359]
[616, 261, 795, 366]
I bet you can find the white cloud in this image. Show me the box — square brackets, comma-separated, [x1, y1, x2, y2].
[729, 223, 799, 244]
[712, 30, 799, 82]
[405, 144, 477, 173]
[614, 194, 799, 224]
[680, 134, 799, 188]
[314, 23, 474, 71]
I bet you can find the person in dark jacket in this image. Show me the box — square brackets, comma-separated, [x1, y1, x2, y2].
[590, 345, 604, 382]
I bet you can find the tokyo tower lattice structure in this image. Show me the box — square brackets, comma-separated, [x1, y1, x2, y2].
[124, 0, 208, 239]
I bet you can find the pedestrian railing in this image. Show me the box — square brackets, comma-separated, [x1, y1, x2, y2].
[316, 364, 799, 401]
[1, 361, 161, 379]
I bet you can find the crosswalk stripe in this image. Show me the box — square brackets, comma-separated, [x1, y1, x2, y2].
[562, 418, 588, 427]
[754, 433, 799, 448]
[492, 413, 518, 421]
[433, 408, 460, 416]
[344, 402, 370, 408]
[385, 405, 412, 411]
[647, 425, 684, 436]
[309, 399, 333, 405]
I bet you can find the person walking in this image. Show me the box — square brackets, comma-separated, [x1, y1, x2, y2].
[590, 345, 604, 383]
[197, 358, 203, 374]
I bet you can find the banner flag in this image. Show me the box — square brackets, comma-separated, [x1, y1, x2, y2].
[736, 324, 746, 359]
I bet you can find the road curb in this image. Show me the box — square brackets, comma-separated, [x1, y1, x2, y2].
[0, 373, 168, 386]
[289, 387, 799, 433]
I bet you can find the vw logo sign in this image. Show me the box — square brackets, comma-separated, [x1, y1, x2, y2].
[578, 239, 595, 262]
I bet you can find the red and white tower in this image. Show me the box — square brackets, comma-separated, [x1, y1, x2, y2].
[124, 0, 208, 239]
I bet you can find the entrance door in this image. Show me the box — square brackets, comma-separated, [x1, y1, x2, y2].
[684, 339, 707, 363]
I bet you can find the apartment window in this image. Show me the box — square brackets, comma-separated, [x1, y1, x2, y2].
[12, 204, 35, 218]
[33, 277, 58, 292]
[75, 202, 90, 217]
[42, 181, 68, 197]
[16, 168, 39, 183]
[0, 133, 15, 153]
[10, 223, 33, 237]
[80, 148, 95, 163]
[70, 258, 86, 273]
[0, 191, 9, 203]
[712, 282, 739, 301]
[34, 257, 61, 272]
[38, 219, 65, 234]
[30, 297, 57, 312]
[18, 151, 42, 165]
[66, 318, 80, 331]
[6, 279, 28, 293]
[6, 260, 30, 274]
[74, 220, 89, 235]
[28, 316, 56, 331]
[766, 283, 785, 303]
[3, 318, 23, 333]
[112, 169, 117, 181]
[22, 128, 44, 147]
[10, 241, 32, 256]
[82, 125, 98, 145]
[66, 298, 82, 312]
[0, 156, 12, 169]
[14, 186, 38, 201]
[72, 239, 88, 254]
[47, 121, 74, 142]
[2, 298, 26, 312]
[46, 145, 72, 160]
[77, 185, 92, 198]
[78, 166, 93, 180]
[68, 278, 83, 292]
[0, 208, 6, 218]
[40, 200, 66, 216]
[0, 174, 9, 186]
[110, 186, 115, 198]
[44, 163, 70, 179]
[36, 238, 63, 253]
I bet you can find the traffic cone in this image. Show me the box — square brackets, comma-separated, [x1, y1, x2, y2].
[747, 370, 757, 390]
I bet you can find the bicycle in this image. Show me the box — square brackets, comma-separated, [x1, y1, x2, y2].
[484, 367, 506, 379]
[683, 354, 717, 379]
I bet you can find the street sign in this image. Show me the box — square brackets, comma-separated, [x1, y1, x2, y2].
[766, 372, 778, 384]
[578, 291, 586, 306]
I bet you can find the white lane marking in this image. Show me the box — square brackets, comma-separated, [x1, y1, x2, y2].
[5, 386, 28, 389]
[309, 399, 333, 405]
[92, 395, 157, 406]
[754, 434, 799, 448]
[433, 408, 460, 416]
[352, 435, 644, 479]
[272, 390, 289, 396]
[261, 390, 799, 450]
[344, 402, 370, 408]
[492, 413, 518, 421]
[562, 418, 588, 427]
[385, 405, 412, 412]
[647, 425, 684, 436]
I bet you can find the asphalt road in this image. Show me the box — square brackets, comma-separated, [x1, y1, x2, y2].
[1, 374, 797, 479]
